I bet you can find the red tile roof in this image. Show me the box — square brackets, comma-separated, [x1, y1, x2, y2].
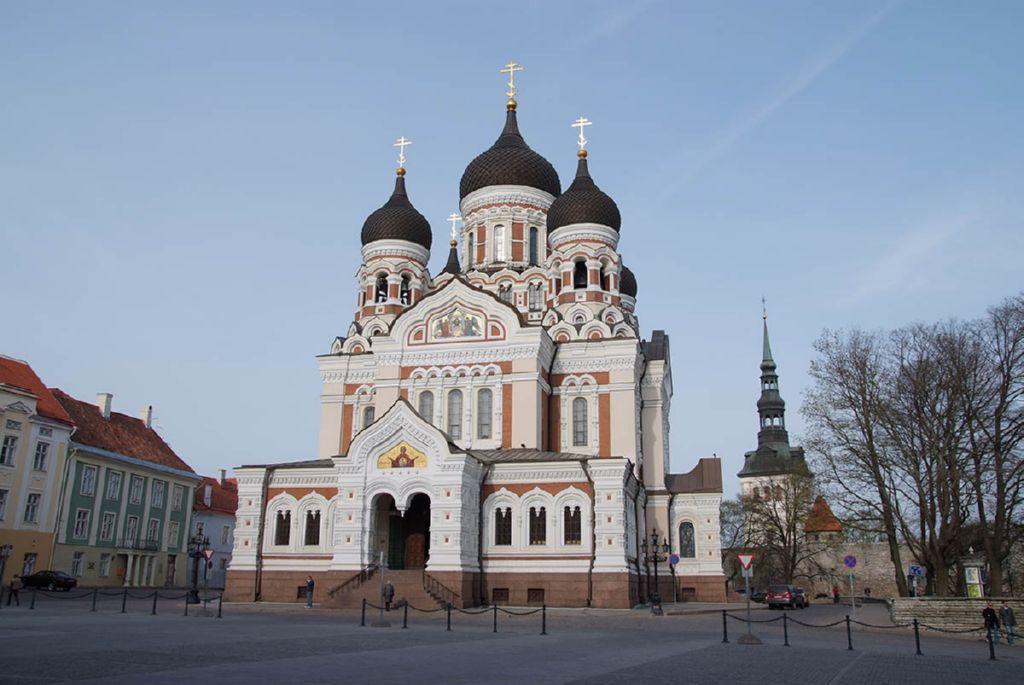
[0, 357, 74, 426]
[194, 476, 238, 515]
[805, 495, 843, 533]
[51, 388, 195, 475]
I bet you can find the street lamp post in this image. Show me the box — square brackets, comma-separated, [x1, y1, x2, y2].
[187, 534, 210, 604]
[641, 529, 670, 612]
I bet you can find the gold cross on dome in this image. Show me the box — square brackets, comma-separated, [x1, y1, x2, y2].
[394, 136, 412, 168]
[500, 61, 524, 99]
[572, 116, 592, 151]
[447, 213, 462, 241]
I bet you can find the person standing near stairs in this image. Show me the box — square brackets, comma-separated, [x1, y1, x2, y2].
[383, 581, 394, 611]
[305, 576, 315, 609]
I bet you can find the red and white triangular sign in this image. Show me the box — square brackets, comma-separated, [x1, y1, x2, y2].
[737, 553, 755, 570]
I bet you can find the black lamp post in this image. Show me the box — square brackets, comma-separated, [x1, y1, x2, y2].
[641, 529, 670, 606]
[187, 533, 210, 604]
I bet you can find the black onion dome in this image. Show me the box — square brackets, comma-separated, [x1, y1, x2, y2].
[546, 155, 621, 232]
[459, 108, 561, 199]
[620, 264, 637, 297]
[360, 174, 432, 249]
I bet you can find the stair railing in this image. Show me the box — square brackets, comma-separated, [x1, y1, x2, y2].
[327, 562, 379, 598]
[423, 569, 460, 608]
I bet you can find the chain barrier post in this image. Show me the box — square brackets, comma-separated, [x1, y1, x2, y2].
[91, 587, 98, 612]
[446, 602, 452, 632]
[184, 593, 190, 616]
[541, 605, 547, 636]
[217, 594, 223, 619]
[913, 618, 921, 656]
[0, 585, 4, 610]
[721, 609, 729, 643]
[783, 613, 789, 646]
[988, 631, 996, 661]
[361, 598, 366, 627]
[121, 588, 127, 613]
[151, 591, 158, 615]
[493, 604, 498, 633]
[845, 615, 853, 651]
[402, 602, 408, 629]
[30, 587, 37, 610]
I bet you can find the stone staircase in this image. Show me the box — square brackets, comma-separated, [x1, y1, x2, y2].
[891, 597, 1024, 632]
[324, 568, 446, 610]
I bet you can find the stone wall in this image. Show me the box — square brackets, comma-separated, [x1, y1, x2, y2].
[891, 597, 1024, 632]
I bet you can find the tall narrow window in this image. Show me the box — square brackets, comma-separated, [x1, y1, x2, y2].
[400, 275, 411, 305]
[494, 225, 506, 261]
[573, 261, 588, 289]
[375, 273, 388, 303]
[679, 522, 696, 558]
[529, 506, 546, 545]
[477, 389, 493, 439]
[363, 405, 375, 428]
[467, 233, 474, 268]
[599, 263, 607, 291]
[564, 505, 582, 545]
[528, 227, 539, 266]
[529, 283, 542, 311]
[304, 510, 321, 546]
[499, 284, 512, 303]
[447, 390, 463, 439]
[418, 391, 434, 423]
[494, 507, 512, 545]
[572, 397, 588, 447]
[274, 510, 291, 546]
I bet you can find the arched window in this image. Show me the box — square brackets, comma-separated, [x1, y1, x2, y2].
[679, 522, 696, 558]
[363, 405, 375, 428]
[400, 275, 411, 305]
[495, 507, 512, 545]
[418, 391, 434, 423]
[499, 284, 512, 303]
[304, 510, 320, 546]
[572, 397, 588, 446]
[564, 505, 581, 545]
[375, 273, 388, 303]
[573, 261, 588, 290]
[528, 282, 542, 311]
[494, 225, 506, 261]
[529, 506, 546, 545]
[274, 510, 291, 546]
[528, 227, 539, 266]
[447, 390, 463, 439]
[477, 389, 493, 439]
[467, 233, 474, 268]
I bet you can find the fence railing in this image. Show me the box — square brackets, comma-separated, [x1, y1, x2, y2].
[0, 584, 223, 618]
[117, 537, 160, 551]
[360, 597, 547, 635]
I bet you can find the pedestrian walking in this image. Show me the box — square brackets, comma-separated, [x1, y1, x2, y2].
[383, 580, 395, 611]
[6, 577, 20, 607]
[832, 585, 840, 604]
[999, 601, 1016, 645]
[305, 575, 315, 608]
[983, 602, 1001, 644]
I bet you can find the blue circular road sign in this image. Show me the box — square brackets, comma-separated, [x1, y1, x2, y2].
[843, 555, 857, 569]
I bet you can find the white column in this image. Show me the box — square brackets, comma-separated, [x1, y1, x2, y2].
[124, 554, 135, 587]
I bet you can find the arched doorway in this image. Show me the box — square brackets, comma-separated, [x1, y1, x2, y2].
[373, 493, 431, 570]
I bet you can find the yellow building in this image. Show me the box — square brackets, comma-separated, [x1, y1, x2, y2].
[0, 356, 75, 587]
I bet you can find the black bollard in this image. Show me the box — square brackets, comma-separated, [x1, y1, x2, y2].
[217, 594, 223, 619]
[845, 615, 853, 651]
[0, 585, 4, 609]
[151, 591, 158, 615]
[90, 588, 97, 612]
[30, 587, 37, 610]
[541, 605, 547, 636]
[361, 598, 366, 627]
[721, 609, 729, 644]
[493, 604, 498, 633]
[783, 613, 789, 647]
[184, 594, 189, 616]
[402, 602, 408, 629]
[988, 631, 996, 661]
[446, 603, 452, 632]
[913, 619, 921, 656]
[121, 588, 127, 613]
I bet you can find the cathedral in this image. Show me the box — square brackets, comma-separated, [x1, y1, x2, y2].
[225, 69, 725, 609]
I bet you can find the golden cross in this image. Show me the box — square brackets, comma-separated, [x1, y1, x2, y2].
[394, 136, 412, 168]
[572, 116, 592, 151]
[500, 61, 524, 99]
[448, 213, 462, 241]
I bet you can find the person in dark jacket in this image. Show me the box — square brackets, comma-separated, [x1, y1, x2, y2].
[305, 576, 315, 608]
[983, 602, 1001, 644]
[999, 602, 1016, 645]
[383, 581, 395, 611]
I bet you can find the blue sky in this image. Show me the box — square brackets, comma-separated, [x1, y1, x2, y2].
[2, 1, 1021, 496]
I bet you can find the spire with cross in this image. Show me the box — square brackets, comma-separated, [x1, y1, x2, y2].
[500, 61, 523, 108]
[447, 213, 462, 245]
[572, 116, 592, 158]
[394, 136, 411, 174]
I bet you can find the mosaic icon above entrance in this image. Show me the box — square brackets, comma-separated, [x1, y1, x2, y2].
[376, 441, 427, 469]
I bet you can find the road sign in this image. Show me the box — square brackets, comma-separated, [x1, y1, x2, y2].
[669, 553, 680, 565]
[843, 555, 857, 569]
[737, 553, 755, 570]
[909, 565, 924, 577]
[202, 549, 213, 561]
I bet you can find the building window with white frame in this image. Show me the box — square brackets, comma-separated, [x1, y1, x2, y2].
[106, 471, 122, 500]
[23, 493, 41, 523]
[0, 488, 7, 521]
[274, 510, 291, 546]
[147, 518, 160, 544]
[80, 464, 98, 496]
[172, 484, 184, 512]
[528, 227, 539, 266]
[494, 507, 512, 546]
[125, 515, 139, 545]
[493, 224, 506, 261]
[477, 388, 493, 440]
[99, 553, 112, 577]
[100, 512, 116, 541]
[572, 397, 588, 447]
[417, 391, 434, 424]
[151, 480, 165, 508]
[32, 441, 49, 471]
[528, 282, 542, 311]
[363, 405, 376, 429]
[679, 522, 696, 558]
[168, 521, 180, 549]
[447, 390, 463, 439]
[221, 525, 230, 546]
[22, 552, 37, 576]
[71, 551, 84, 577]
[73, 509, 91, 539]
[304, 510, 321, 546]
[564, 505, 582, 545]
[0, 434, 18, 466]
[529, 506, 547, 545]
[129, 475, 144, 505]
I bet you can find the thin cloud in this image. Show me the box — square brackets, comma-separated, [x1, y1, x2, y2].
[573, 0, 660, 48]
[670, 2, 898, 191]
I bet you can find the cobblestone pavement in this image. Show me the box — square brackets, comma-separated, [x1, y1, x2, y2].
[0, 597, 1019, 683]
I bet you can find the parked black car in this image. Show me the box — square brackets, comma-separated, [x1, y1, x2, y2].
[19, 570, 78, 591]
[749, 590, 767, 603]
